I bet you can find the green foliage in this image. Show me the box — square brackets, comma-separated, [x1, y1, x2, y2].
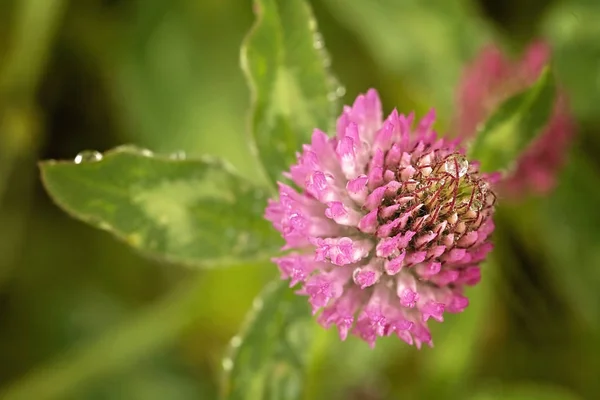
[40, 146, 280, 268]
[242, 0, 340, 185]
[419, 257, 498, 396]
[469, 383, 582, 400]
[320, 0, 493, 117]
[1, 0, 599, 399]
[111, 0, 259, 177]
[222, 281, 312, 400]
[543, 0, 600, 122]
[468, 67, 556, 173]
[0, 272, 209, 400]
[504, 153, 600, 326]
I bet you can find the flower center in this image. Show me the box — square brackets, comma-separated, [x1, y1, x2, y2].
[374, 151, 495, 252]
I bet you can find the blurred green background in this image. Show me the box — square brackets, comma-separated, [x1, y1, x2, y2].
[1, 0, 599, 399]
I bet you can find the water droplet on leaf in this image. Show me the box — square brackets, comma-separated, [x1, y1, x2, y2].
[97, 221, 112, 231]
[74, 150, 102, 164]
[169, 151, 186, 160]
[327, 92, 337, 101]
[313, 33, 324, 49]
[113, 144, 139, 153]
[235, 232, 250, 249]
[230, 336, 242, 348]
[444, 155, 469, 178]
[252, 298, 263, 311]
[222, 358, 233, 371]
[478, 181, 489, 194]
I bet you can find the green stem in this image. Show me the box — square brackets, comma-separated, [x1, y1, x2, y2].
[0, 0, 68, 95]
[0, 0, 68, 201]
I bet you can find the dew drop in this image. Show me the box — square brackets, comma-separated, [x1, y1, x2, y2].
[252, 298, 264, 311]
[335, 86, 346, 98]
[97, 221, 112, 231]
[313, 33, 324, 50]
[444, 155, 469, 178]
[74, 150, 102, 164]
[235, 232, 250, 248]
[169, 150, 186, 160]
[478, 181, 489, 194]
[222, 358, 233, 371]
[470, 199, 483, 211]
[230, 335, 242, 348]
[113, 144, 139, 153]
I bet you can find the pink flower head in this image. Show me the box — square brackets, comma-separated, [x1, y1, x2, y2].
[455, 39, 575, 197]
[266, 89, 497, 348]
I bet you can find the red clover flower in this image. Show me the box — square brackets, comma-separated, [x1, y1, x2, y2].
[265, 89, 497, 348]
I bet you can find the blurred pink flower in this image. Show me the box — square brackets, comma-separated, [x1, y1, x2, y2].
[454, 40, 575, 197]
[265, 89, 497, 348]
